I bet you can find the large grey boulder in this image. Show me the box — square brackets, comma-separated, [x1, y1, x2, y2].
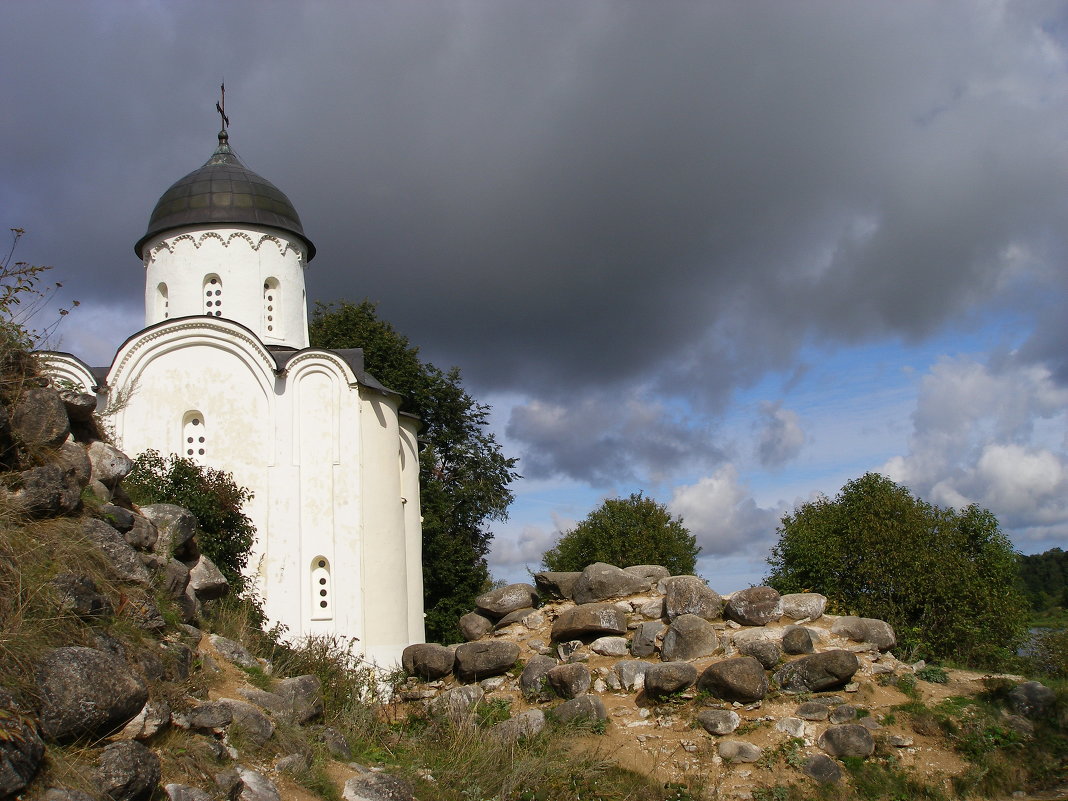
[216, 699, 275, 747]
[342, 772, 416, 801]
[0, 690, 45, 798]
[782, 626, 816, 654]
[696, 709, 741, 735]
[36, 646, 148, 741]
[236, 768, 281, 801]
[96, 741, 160, 801]
[724, 586, 783, 626]
[475, 583, 539, 619]
[623, 565, 670, 585]
[697, 657, 768, 703]
[818, 724, 875, 758]
[164, 785, 214, 801]
[11, 387, 70, 449]
[551, 603, 627, 641]
[774, 650, 860, 693]
[435, 685, 484, 722]
[546, 663, 591, 699]
[589, 636, 629, 656]
[663, 576, 724, 620]
[209, 635, 258, 669]
[56, 441, 92, 489]
[614, 660, 650, 691]
[120, 514, 158, 552]
[50, 573, 112, 620]
[87, 441, 135, 489]
[552, 694, 606, 724]
[796, 701, 832, 721]
[492, 709, 546, 743]
[453, 641, 520, 682]
[781, 592, 827, 620]
[1009, 681, 1056, 719]
[533, 571, 582, 600]
[402, 644, 455, 681]
[520, 655, 558, 700]
[186, 555, 229, 600]
[82, 518, 151, 584]
[661, 614, 718, 661]
[644, 662, 697, 699]
[735, 638, 782, 669]
[275, 675, 324, 724]
[59, 389, 97, 423]
[631, 620, 666, 657]
[718, 740, 763, 763]
[831, 616, 896, 651]
[572, 563, 651, 604]
[140, 504, 198, 561]
[459, 612, 494, 641]
[8, 463, 83, 518]
[495, 607, 538, 628]
[803, 754, 842, 784]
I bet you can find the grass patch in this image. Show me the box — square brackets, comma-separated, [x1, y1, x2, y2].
[842, 757, 949, 801]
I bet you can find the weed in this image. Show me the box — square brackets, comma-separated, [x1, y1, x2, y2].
[759, 737, 806, 771]
[842, 757, 948, 801]
[752, 786, 790, 801]
[474, 697, 512, 728]
[916, 665, 949, 684]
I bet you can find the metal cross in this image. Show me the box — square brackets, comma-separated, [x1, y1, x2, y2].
[216, 83, 230, 130]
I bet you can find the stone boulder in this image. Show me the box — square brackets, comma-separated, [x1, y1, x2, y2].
[661, 614, 717, 661]
[663, 576, 723, 620]
[546, 664, 592, 699]
[164, 785, 214, 801]
[402, 644, 456, 681]
[87, 441, 135, 489]
[774, 650, 860, 693]
[495, 607, 538, 628]
[551, 603, 627, 641]
[186, 555, 229, 600]
[831, 616, 896, 651]
[724, 586, 782, 626]
[82, 518, 151, 584]
[0, 691, 45, 798]
[96, 741, 160, 801]
[50, 573, 112, 620]
[781, 592, 827, 620]
[216, 699, 275, 747]
[342, 772, 415, 801]
[459, 612, 494, 641]
[803, 754, 842, 784]
[552, 694, 606, 724]
[718, 740, 762, 763]
[275, 675, 324, 724]
[589, 636, 629, 656]
[8, 463, 83, 518]
[696, 709, 740, 735]
[475, 583, 539, 619]
[209, 635, 258, 669]
[454, 641, 520, 682]
[11, 387, 70, 449]
[492, 709, 546, 743]
[571, 563, 650, 604]
[520, 655, 557, 700]
[782, 626, 816, 654]
[697, 657, 769, 703]
[59, 389, 97, 423]
[818, 723, 875, 758]
[796, 701, 832, 721]
[140, 504, 197, 560]
[644, 662, 697, 699]
[1009, 681, 1056, 719]
[630, 621, 665, 657]
[236, 768, 281, 801]
[623, 565, 670, 585]
[735, 638, 781, 669]
[614, 660, 650, 692]
[533, 571, 582, 600]
[36, 646, 148, 741]
[436, 685, 484, 722]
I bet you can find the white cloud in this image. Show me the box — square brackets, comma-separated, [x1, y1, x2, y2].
[669, 465, 786, 557]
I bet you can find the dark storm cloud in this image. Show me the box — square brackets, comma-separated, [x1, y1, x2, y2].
[5, 1, 1068, 482]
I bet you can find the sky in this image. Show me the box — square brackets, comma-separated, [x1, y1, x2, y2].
[5, 1, 1068, 591]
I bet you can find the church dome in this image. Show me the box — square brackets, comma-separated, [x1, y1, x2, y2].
[135, 130, 315, 261]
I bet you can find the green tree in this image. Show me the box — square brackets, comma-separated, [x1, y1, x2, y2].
[541, 492, 699, 575]
[766, 472, 1028, 666]
[125, 450, 255, 594]
[310, 300, 520, 643]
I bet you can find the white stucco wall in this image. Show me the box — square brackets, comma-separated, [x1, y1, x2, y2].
[142, 226, 309, 349]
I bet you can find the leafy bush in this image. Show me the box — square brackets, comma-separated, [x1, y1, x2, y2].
[766, 473, 1028, 666]
[125, 450, 255, 592]
[542, 492, 699, 574]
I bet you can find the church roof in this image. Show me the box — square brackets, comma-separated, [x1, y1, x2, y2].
[134, 130, 316, 261]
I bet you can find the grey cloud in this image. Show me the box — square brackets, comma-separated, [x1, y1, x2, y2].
[7, 2, 1068, 484]
[755, 402, 806, 469]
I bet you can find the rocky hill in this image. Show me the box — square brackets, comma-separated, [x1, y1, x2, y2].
[0, 370, 1065, 801]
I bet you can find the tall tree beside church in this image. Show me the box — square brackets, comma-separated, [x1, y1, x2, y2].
[310, 301, 520, 643]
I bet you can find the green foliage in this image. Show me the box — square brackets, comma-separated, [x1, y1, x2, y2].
[541, 492, 699, 574]
[125, 449, 255, 593]
[766, 473, 1028, 666]
[310, 300, 519, 644]
[916, 665, 949, 684]
[841, 757, 948, 801]
[1027, 628, 1068, 679]
[1018, 546, 1068, 611]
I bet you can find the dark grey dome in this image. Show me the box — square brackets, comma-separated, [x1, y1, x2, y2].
[135, 130, 315, 261]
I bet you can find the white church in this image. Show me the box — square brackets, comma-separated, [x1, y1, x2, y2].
[44, 126, 425, 666]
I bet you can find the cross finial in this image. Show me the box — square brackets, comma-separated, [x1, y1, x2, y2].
[216, 83, 230, 130]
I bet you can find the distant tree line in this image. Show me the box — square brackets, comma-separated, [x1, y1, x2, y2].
[1018, 547, 1068, 612]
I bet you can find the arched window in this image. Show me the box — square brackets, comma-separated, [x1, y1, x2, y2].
[263, 278, 280, 337]
[156, 283, 169, 320]
[203, 274, 223, 317]
[182, 411, 206, 461]
[310, 556, 332, 620]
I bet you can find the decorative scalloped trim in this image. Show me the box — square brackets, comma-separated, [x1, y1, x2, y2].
[149, 230, 302, 259]
[285, 351, 360, 387]
[111, 319, 277, 384]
